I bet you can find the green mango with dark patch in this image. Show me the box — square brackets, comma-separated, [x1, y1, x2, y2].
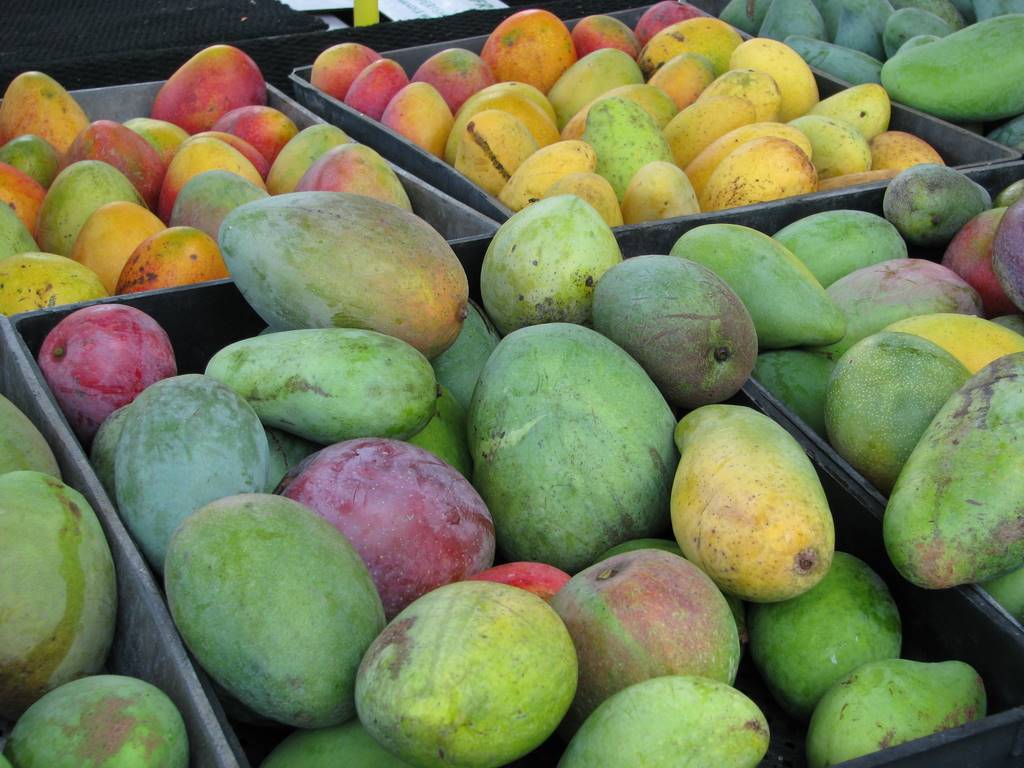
[0, 201, 37, 261]
[89, 405, 130, 497]
[884, 352, 1024, 587]
[3, 675, 187, 767]
[0, 393, 59, 478]
[759, 0, 827, 41]
[0, 471, 116, 720]
[261, 720, 413, 767]
[752, 350, 834, 435]
[169, 169, 268, 240]
[982, 565, 1024, 622]
[407, 385, 472, 478]
[883, 165, 991, 248]
[430, 300, 499, 413]
[883, 8, 954, 58]
[582, 97, 674, 201]
[784, 36, 883, 85]
[264, 427, 320, 492]
[0, 135, 59, 189]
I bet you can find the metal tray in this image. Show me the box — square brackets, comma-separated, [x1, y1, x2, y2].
[288, 4, 1019, 225]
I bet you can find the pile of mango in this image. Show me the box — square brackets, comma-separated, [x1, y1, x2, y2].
[0, 45, 416, 316]
[310, 3, 948, 225]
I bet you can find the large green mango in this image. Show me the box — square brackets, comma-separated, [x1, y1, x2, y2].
[0, 471, 116, 720]
[218, 192, 469, 359]
[205, 328, 436, 444]
[881, 14, 1024, 121]
[884, 352, 1024, 587]
[468, 323, 677, 572]
[114, 374, 268, 573]
[784, 36, 883, 86]
[0, 393, 59, 478]
[261, 721, 413, 767]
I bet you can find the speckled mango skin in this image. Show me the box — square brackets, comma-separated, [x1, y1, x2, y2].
[3, 675, 187, 768]
[884, 352, 1024, 588]
[582, 97, 674, 202]
[0, 471, 116, 720]
[166, 494, 384, 728]
[356, 580, 577, 768]
[0, 72, 89, 154]
[205, 328, 436, 444]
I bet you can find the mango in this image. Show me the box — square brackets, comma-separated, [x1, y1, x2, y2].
[560, 676, 768, 768]
[158, 136, 265, 221]
[638, 18, 744, 77]
[885, 312, 1024, 372]
[663, 95, 758, 169]
[993, 198, 1024, 311]
[760, 0, 827, 41]
[0, 134, 60, 188]
[826, 331, 971, 491]
[411, 47, 496, 114]
[700, 69, 782, 123]
[263, 426, 319, 492]
[0, 394, 59, 478]
[789, 115, 872, 180]
[4, 675, 187, 767]
[407, 385, 472, 478]
[885, 352, 1024, 585]
[943, 207, 1015, 316]
[982, 566, 1024, 622]
[883, 164, 991, 247]
[869, 130, 944, 172]
[647, 53, 715, 111]
[752, 350, 835, 435]
[593, 254, 756, 408]
[808, 83, 891, 141]
[881, 15, 1024, 122]
[151, 44, 266, 133]
[974, 0, 1024, 18]
[168, 169, 268, 240]
[0, 162, 44, 235]
[429, 300, 499, 412]
[548, 49, 644, 129]
[480, 195, 621, 335]
[988, 113, 1024, 152]
[497, 140, 597, 212]
[635, 0, 706, 45]
[817, 259, 983, 361]
[211, 105, 298, 164]
[60, 120, 165, 210]
[262, 720, 412, 767]
[357, 581, 575, 766]
[454, 110, 540, 196]
[883, 8, 954, 58]
[705, 136, 818, 211]
[560, 84, 678, 141]
[993, 314, 1024, 335]
[114, 374, 268, 571]
[898, 32, 942, 53]
[620, 160, 699, 223]
[123, 118, 189, 168]
[893, 0, 964, 27]
[206, 328, 436, 443]
[672, 223, 844, 348]
[0, 72, 88, 154]
[834, 5, 886, 59]
[543, 171, 623, 227]
[189, 130, 270, 178]
[582, 97, 673, 202]
[310, 42, 381, 102]
[0, 253, 107, 315]
[380, 82, 454, 159]
[571, 14, 641, 59]
[671, 405, 835, 601]
[445, 82, 558, 164]
[70, 200, 165, 293]
[116, 226, 227, 295]
[344, 59, 409, 121]
[720, 0, 775, 33]
[729, 39, 819, 122]
[36, 161, 143, 256]
[774, 210, 907, 288]
[266, 124, 350, 195]
[0, 471, 115, 719]
[219, 192, 468, 359]
[90, 406, 130, 496]
[166, 493, 384, 726]
[481, 9, 577, 94]
[468, 323, 677, 572]
[552, 550, 740, 733]
[783, 36, 883, 86]
[806, 659, 985, 767]
[818, 167, 900, 191]
[294, 143, 411, 211]
[995, 178, 1024, 208]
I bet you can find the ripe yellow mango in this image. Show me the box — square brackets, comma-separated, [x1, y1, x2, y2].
[445, 85, 558, 164]
[789, 115, 872, 180]
[0, 72, 89, 154]
[808, 84, 891, 141]
[638, 18, 743, 78]
[647, 53, 716, 111]
[454, 110, 539, 196]
[663, 95, 757, 169]
[621, 161, 700, 224]
[728, 38, 819, 122]
[561, 85, 679, 140]
[699, 69, 782, 122]
[869, 131, 944, 172]
[0, 253, 107, 315]
[70, 201, 166, 293]
[671, 404, 835, 602]
[498, 140, 597, 211]
[702, 137, 817, 211]
[883, 313, 1024, 373]
[542, 172, 623, 227]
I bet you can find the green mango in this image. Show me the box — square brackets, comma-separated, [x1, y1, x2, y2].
[114, 374, 269, 573]
[881, 14, 1024, 121]
[988, 113, 1024, 151]
[0, 392, 59, 478]
[261, 721, 413, 767]
[752, 349, 834, 436]
[0, 201, 37, 260]
[759, 0, 827, 40]
[582, 97, 674, 201]
[885, 352, 1024, 587]
[169, 169, 268, 240]
[264, 427, 320, 492]
[480, 195, 621, 336]
[973, 0, 1024, 19]
[719, 0, 774, 33]
[670, 224, 846, 349]
[882, 164, 991, 248]
[994, 179, 1024, 208]
[165, 493, 385, 728]
[951, 0, 976, 19]
[468, 323, 677, 572]
[407, 385, 472, 478]
[548, 49, 644, 130]
[559, 676, 768, 768]
[892, 0, 964, 27]
[430, 300, 499, 413]
[205, 328, 436, 445]
[0, 134, 59, 188]
[4, 675, 187, 768]
[806, 659, 985, 767]
[982, 565, 1024, 622]
[835, 6, 885, 59]
[897, 33, 942, 53]
[784, 36, 883, 85]
[35, 160, 143, 256]
[883, 8, 954, 58]
[0, 471, 116, 720]
[820, 0, 894, 38]
[89, 404, 130, 496]
[992, 314, 1024, 335]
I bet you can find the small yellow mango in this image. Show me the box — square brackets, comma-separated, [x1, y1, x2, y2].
[0, 252, 107, 315]
[702, 137, 817, 212]
[663, 95, 757, 169]
[445, 85, 558, 164]
[869, 131, 944, 172]
[454, 109, 539, 196]
[621, 161, 700, 224]
[808, 84, 891, 141]
[789, 115, 872, 180]
[638, 18, 743, 78]
[728, 38, 819, 122]
[699, 69, 782, 123]
[542, 172, 623, 227]
[498, 140, 597, 212]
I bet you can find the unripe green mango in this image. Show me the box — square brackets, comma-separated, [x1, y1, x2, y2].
[261, 720, 413, 767]
[819, 0, 894, 39]
[784, 36, 883, 85]
[548, 49, 644, 129]
[0, 201, 37, 261]
[883, 8, 954, 59]
[892, 0, 964, 27]
[883, 164, 991, 248]
[720, 0, 774, 33]
[407, 385, 472, 478]
[988, 113, 1024, 151]
[582, 97, 673, 201]
[752, 350, 835, 436]
[169, 169, 268, 240]
[993, 314, 1024, 335]
[995, 179, 1024, 208]
[759, 0, 827, 41]
[806, 659, 985, 767]
[89, 405, 130, 497]
[972, 0, 1024, 20]
[429, 300, 499, 413]
[671, 223, 846, 349]
[0, 471, 116, 720]
[205, 328, 436, 444]
[469, 323, 677, 572]
[835, 6, 885, 59]
[982, 565, 1024, 622]
[264, 427, 320, 492]
[897, 33, 942, 54]
[0, 393, 59, 478]
[114, 374, 269, 573]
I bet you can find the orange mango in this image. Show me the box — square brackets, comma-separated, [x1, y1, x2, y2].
[311, 42, 382, 101]
[0, 72, 89, 154]
[70, 201, 166, 293]
[61, 120, 166, 210]
[381, 82, 455, 159]
[481, 9, 577, 94]
[211, 106, 299, 164]
[0, 161, 46, 233]
[648, 52, 716, 111]
[116, 226, 227, 294]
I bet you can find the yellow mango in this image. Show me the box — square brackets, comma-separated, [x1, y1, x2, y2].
[817, 168, 899, 191]
[70, 201, 166, 293]
[445, 88, 558, 165]
[869, 131, 944, 172]
[638, 18, 744, 78]
[159, 137, 265, 221]
[883, 314, 1024, 373]
[728, 38, 819, 122]
[685, 122, 813, 201]
[702, 137, 817, 212]
[0, 252, 107, 315]
[671, 404, 835, 602]
[380, 82, 454, 159]
[542, 172, 623, 227]
[561, 84, 679, 140]
[808, 84, 891, 141]
[699, 69, 782, 123]
[547, 48, 644, 129]
[663, 95, 758, 169]
[647, 53, 716, 111]
[454, 110, 539, 196]
[788, 115, 872, 180]
[621, 160, 700, 224]
[498, 140, 597, 211]
[0, 72, 89, 154]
